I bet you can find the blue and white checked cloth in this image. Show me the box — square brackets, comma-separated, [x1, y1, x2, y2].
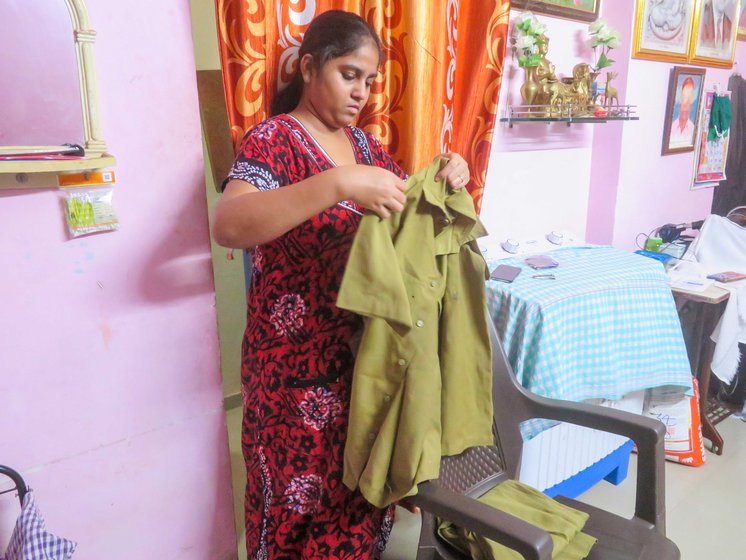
[3, 490, 77, 560]
[486, 246, 693, 438]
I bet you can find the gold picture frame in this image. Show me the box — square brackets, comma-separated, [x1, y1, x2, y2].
[689, 0, 741, 67]
[736, 0, 746, 40]
[510, 0, 600, 22]
[633, 0, 697, 63]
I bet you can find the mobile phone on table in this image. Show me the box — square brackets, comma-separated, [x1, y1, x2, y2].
[706, 271, 746, 283]
[490, 264, 522, 283]
[524, 255, 559, 269]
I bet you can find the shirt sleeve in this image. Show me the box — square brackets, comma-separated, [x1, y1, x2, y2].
[365, 132, 408, 180]
[220, 120, 287, 192]
[337, 209, 413, 331]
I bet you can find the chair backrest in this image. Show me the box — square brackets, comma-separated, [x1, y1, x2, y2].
[435, 320, 538, 498]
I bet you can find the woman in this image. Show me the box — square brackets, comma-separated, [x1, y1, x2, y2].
[213, 10, 470, 559]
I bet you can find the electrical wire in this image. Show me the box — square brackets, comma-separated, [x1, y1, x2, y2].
[635, 226, 661, 250]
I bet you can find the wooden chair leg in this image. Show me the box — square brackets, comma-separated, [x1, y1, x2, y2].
[698, 304, 726, 455]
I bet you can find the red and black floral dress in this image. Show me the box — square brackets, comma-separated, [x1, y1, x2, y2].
[225, 114, 407, 559]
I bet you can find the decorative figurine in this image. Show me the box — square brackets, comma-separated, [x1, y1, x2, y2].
[512, 13, 624, 119]
[603, 71, 619, 113]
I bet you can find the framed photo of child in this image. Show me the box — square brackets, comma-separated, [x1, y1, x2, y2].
[633, 0, 698, 63]
[661, 66, 706, 155]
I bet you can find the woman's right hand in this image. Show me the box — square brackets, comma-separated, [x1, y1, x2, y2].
[335, 165, 408, 219]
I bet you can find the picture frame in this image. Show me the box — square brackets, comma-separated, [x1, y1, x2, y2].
[661, 66, 706, 155]
[690, 0, 741, 67]
[632, 0, 698, 63]
[737, 0, 746, 40]
[510, 0, 600, 22]
[691, 89, 731, 188]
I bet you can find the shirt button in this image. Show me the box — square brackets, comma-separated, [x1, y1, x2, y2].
[416, 320, 424, 327]
[398, 358, 407, 366]
[430, 280, 439, 287]
[383, 394, 391, 402]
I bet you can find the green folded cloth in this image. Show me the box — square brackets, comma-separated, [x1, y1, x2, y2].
[437, 480, 596, 560]
[708, 94, 732, 141]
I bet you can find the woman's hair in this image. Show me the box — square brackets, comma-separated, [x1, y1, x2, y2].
[270, 10, 383, 116]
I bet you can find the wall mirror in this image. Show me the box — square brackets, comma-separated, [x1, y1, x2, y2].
[0, 0, 112, 187]
[0, 1, 85, 148]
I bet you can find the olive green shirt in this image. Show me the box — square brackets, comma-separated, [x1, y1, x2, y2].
[438, 480, 597, 559]
[336, 159, 494, 508]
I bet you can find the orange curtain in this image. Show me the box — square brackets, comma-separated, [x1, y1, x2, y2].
[215, 0, 510, 211]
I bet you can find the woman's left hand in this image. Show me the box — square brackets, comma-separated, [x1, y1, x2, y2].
[435, 152, 470, 190]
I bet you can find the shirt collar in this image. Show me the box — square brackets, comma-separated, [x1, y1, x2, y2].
[417, 158, 488, 255]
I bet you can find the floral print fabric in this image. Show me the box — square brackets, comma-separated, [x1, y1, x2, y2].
[228, 115, 405, 559]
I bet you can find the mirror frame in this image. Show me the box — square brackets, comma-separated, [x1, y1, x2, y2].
[65, 0, 107, 157]
[0, 0, 113, 188]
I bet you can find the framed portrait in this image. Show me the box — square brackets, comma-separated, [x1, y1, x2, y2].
[661, 66, 706, 155]
[690, 0, 741, 67]
[691, 89, 731, 187]
[633, 0, 697, 63]
[737, 0, 746, 39]
[510, 0, 600, 22]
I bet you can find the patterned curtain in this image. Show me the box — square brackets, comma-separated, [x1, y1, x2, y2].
[215, 0, 510, 211]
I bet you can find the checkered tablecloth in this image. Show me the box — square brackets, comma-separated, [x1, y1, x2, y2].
[486, 246, 693, 436]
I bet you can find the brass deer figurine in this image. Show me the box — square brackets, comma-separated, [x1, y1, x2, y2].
[604, 71, 619, 112]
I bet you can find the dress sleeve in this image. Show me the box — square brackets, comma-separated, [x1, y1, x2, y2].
[365, 132, 408, 180]
[221, 120, 288, 192]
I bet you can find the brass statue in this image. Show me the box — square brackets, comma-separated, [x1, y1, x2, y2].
[540, 62, 594, 116]
[534, 36, 557, 107]
[524, 35, 596, 117]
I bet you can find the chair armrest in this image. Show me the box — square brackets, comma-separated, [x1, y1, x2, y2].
[409, 481, 554, 560]
[522, 393, 664, 446]
[520, 392, 667, 531]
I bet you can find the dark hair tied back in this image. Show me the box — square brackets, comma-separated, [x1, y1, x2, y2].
[270, 10, 383, 116]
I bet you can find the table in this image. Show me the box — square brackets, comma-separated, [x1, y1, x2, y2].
[672, 284, 731, 455]
[484, 246, 694, 439]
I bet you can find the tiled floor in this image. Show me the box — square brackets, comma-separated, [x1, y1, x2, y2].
[226, 408, 746, 559]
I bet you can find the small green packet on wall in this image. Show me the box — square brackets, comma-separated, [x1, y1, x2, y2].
[64, 187, 119, 237]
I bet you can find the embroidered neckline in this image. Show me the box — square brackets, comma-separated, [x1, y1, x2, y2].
[284, 114, 360, 168]
[280, 115, 364, 217]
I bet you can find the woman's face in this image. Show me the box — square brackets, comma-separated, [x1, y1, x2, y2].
[301, 39, 380, 129]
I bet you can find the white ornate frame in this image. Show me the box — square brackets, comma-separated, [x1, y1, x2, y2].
[64, 0, 107, 156]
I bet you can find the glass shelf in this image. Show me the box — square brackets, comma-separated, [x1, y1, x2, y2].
[500, 104, 638, 128]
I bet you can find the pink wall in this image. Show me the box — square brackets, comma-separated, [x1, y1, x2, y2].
[0, 2, 236, 559]
[611, 44, 745, 249]
[482, 4, 744, 251]
[593, 2, 742, 250]
[584, 0, 634, 245]
[482, 15, 596, 242]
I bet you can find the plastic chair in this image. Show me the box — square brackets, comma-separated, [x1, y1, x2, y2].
[408, 320, 680, 559]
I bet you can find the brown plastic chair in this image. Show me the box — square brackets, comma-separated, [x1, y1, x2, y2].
[408, 319, 680, 559]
